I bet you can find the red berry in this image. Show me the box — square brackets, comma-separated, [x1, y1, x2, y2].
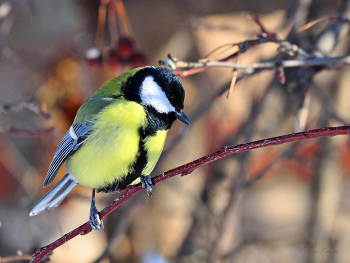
[117, 36, 134, 58]
[108, 49, 129, 70]
[131, 52, 147, 68]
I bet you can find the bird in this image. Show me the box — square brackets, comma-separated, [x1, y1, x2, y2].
[29, 66, 190, 230]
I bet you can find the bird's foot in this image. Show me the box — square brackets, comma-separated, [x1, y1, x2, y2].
[89, 205, 104, 231]
[140, 175, 154, 197]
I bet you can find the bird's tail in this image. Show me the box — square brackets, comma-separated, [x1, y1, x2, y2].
[30, 173, 78, 216]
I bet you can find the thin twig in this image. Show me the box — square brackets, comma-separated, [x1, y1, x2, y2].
[0, 255, 33, 263]
[108, 0, 118, 45]
[160, 55, 350, 77]
[95, 0, 108, 47]
[159, 14, 314, 77]
[0, 124, 54, 137]
[30, 125, 350, 263]
[0, 97, 50, 119]
[112, 0, 132, 36]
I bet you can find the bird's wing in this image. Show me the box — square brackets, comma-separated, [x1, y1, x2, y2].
[43, 122, 93, 187]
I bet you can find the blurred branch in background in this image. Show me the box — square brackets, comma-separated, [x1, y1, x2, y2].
[0, 97, 52, 137]
[0, 97, 49, 119]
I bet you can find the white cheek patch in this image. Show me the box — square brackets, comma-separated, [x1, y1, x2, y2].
[140, 76, 175, 113]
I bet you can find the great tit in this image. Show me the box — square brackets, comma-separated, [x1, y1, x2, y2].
[30, 66, 190, 230]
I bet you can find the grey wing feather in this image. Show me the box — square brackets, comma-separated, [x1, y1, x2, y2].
[30, 173, 78, 216]
[43, 122, 93, 187]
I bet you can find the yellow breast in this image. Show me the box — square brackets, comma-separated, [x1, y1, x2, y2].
[142, 129, 167, 175]
[67, 99, 145, 189]
[66, 99, 168, 190]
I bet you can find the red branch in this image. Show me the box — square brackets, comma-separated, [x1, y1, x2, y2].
[327, 15, 350, 24]
[173, 67, 209, 77]
[30, 125, 350, 263]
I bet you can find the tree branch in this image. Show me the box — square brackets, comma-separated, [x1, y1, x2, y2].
[160, 55, 350, 77]
[29, 125, 350, 263]
[0, 97, 50, 119]
[0, 255, 33, 263]
[0, 97, 53, 137]
[0, 124, 54, 137]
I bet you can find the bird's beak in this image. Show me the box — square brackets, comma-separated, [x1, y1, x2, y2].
[176, 112, 190, 125]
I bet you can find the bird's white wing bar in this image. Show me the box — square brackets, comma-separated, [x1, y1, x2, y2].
[43, 122, 93, 187]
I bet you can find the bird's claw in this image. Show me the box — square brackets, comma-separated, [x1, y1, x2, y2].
[89, 206, 104, 231]
[141, 175, 154, 197]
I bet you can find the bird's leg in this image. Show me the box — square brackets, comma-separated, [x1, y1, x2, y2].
[140, 175, 154, 197]
[89, 189, 104, 231]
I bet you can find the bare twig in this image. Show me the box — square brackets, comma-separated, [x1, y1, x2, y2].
[30, 125, 350, 263]
[112, 0, 132, 37]
[297, 15, 350, 33]
[159, 14, 314, 77]
[95, 0, 108, 47]
[160, 55, 350, 77]
[0, 255, 33, 263]
[0, 97, 52, 136]
[0, 97, 50, 119]
[0, 123, 54, 137]
[0, 124, 54, 137]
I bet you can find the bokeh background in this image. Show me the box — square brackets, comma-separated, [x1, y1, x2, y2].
[1, 0, 350, 262]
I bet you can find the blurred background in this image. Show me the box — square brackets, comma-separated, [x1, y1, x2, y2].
[1, 0, 350, 262]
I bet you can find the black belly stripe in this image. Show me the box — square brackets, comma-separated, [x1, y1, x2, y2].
[96, 127, 149, 193]
[96, 108, 175, 193]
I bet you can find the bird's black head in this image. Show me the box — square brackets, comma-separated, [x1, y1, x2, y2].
[123, 67, 190, 130]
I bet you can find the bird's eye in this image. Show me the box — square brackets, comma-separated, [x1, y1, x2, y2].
[169, 95, 174, 101]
